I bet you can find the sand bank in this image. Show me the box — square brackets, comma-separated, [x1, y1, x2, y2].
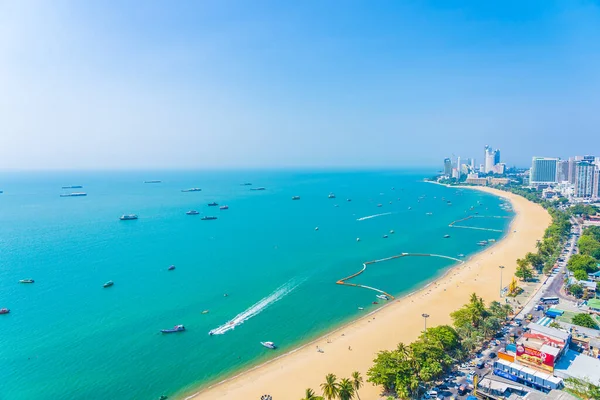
[184, 186, 550, 400]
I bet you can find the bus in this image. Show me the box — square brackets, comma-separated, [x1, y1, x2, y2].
[540, 296, 559, 305]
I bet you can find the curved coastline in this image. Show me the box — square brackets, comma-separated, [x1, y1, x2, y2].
[180, 186, 551, 400]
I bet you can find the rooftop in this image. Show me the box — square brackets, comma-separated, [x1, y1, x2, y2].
[529, 323, 571, 342]
[523, 390, 579, 400]
[587, 298, 600, 310]
[554, 349, 600, 384]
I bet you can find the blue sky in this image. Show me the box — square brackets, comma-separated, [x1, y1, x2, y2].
[1, 0, 599, 169]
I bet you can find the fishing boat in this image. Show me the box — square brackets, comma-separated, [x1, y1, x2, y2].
[103, 281, 114, 288]
[120, 214, 138, 220]
[208, 202, 218, 206]
[201, 216, 217, 220]
[19, 279, 34, 284]
[168, 265, 175, 271]
[376, 294, 389, 300]
[161, 325, 185, 334]
[219, 205, 229, 210]
[181, 188, 202, 192]
[0, 308, 9, 314]
[328, 193, 336, 199]
[186, 210, 199, 215]
[60, 192, 87, 197]
[260, 341, 277, 349]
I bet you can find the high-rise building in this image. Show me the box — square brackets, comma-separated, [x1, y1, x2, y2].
[471, 159, 476, 170]
[575, 162, 596, 198]
[594, 168, 600, 199]
[494, 149, 501, 165]
[557, 160, 569, 182]
[457, 157, 462, 179]
[443, 158, 452, 176]
[568, 157, 577, 184]
[484, 145, 494, 173]
[530, 157, 558, 184]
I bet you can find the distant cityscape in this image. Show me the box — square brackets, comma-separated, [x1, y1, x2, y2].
[439, 146, 600, 203]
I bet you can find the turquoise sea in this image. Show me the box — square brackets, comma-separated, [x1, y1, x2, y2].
[0, 170, 512, 400]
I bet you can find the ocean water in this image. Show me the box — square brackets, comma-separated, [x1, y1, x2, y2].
[0, 170, 512, 400]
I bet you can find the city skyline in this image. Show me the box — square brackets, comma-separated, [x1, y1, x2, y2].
[1, 1, 600, 170]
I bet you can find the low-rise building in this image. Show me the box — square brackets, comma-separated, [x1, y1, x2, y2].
[553, 349, 600, 385]
[493, 359, 562, 392]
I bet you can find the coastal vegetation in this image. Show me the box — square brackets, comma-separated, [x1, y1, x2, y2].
[302, 371, 363, 400]
[571, 313, 599, 330]
[362, 294, 511, 399]
[564, 377, 600, 400]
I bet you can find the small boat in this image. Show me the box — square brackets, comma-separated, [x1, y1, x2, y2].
[219, 205, 229, 210]
[292, 196, 301, 200]
[159, 396, 168, 400]
[19, 279, 34, 284]
[408, 207, 412, 210]
[356, 238, 360, 242]
[223, 293, 228, 297]
[186, 210, 200, 215]
[168, 265, 176, 271]
[144, 180, 161, 184]
[334, 204, 339, 207]
[181, 188, 202, 192]
[443, 234, 450, 238]
[489, 239, 496, 242]
[201, 310, 209, 314]
[389, 201, 392, 204]
[382, 235, 388, 238]
[161, 325, 185, 334]
[390, 230, 394, 234]
[315, 227, 319, 231]
[376, 294, 389, 300]
[120, 214, 138, 220]
[241, 183, 252, 186]
[103, 281, 114, 288]
[328, 193, 336, 199]
[208, 202, 218, 206]
[358, 307, 364, 310]
[201, 216, 217, 220]
[62, 185, 83, 189]
[0, 308, 9, 315]
[250, 187, 266, 191]
[457, 254, 465, 258]
[377, 204, 382, 207]
[60, 192, 87, 197]
[260, 341, 277, 349]
[347, 198, 352, 202]
[372, 301, 378, 305]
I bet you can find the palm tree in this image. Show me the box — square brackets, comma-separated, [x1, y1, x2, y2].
[321, 373, 339, 400]
[351, 371, 363, 400]
[338, 378, 355, 400]
[301, 388, 323, 400]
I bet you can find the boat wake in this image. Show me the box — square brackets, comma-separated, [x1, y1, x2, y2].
[209, 280, 301, 335]
[356, 212, 393, 221]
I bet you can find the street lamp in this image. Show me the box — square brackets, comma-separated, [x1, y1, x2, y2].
[499, 265, 505, 298]
[422, 313, 430, 337]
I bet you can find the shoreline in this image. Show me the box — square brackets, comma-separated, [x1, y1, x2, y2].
[181, 186, 551, 400]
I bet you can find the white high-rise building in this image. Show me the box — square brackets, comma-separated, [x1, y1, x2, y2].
[457, 157, 462, 179]
[530, 157, 558, 185]
[484, 145, 495, 173]
[575, 162, 596, 198]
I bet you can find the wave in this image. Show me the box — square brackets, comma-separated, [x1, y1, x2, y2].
[208, 280, 301, 335]
[356, 212, 393, 221]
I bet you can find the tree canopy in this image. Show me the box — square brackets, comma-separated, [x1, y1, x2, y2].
[571, 313, 599, 330]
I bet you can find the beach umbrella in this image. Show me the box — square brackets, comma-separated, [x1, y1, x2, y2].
[260, 395, 272, 400]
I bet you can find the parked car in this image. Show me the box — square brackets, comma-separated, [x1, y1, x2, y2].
[489, 352, 497, 359]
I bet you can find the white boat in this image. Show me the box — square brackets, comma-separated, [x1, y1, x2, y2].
[120, 214, 138, 220]
[186, 210, 199, 215]
[358, 307, 364, 310]
[60, 192, 87, 197]
[260, 341, 276, 349]
[328, 193, 336, 199]
[376, 294, 389, 300]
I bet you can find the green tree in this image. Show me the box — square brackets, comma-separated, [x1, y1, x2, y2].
[568, 284, 584, 298]
[564, 377, 600, 399]
[572, 313, 599, 329]
[525, 252, 545, 271]
[301, 388, 323, 400]
[582, 226, 600, 241]
[573, 269, 589, 281]
[548, 321, 562, 329]
[338, 378, 355, 400]
[578, 235, 600, 259]
[351, 371, 363, 400]
[568, 254, 599, 273]
[515, 263, 534, 281]
[418, 325, 461, 353]
[321, 374, 339, 400]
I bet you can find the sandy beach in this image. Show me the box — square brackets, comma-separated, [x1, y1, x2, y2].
[184, 186, 551, 400]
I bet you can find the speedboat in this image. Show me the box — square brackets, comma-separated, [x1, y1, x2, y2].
[376, 294, 389, 300]
[0, 308, 9, 314]
[347, 198, 352, 202]
[144, 180, 161, 184]
[181, 188, 202, 192]
[260, 341, 277, 349]
[60, 192, 87, 197]
[425, 212, 433, 216]
[219, 205, 229, 210]
[19, 279, 34, 284]
[62, 185, 83, 189]
[328, 193, 336, 199]
[292, 196, 300, 200]
[408, 207, 412, 210]
[201, 216, 217, 220]
[356, 238, 360, 242]
[443, 234, 450, 238]
[168, 265, 175, 271]
[103, 281, 114, 288]
[208, 202, 218, 206]
[201, 310, 209, 314]
[377, 204, 382, 207]
[390, 230, 395, 234]
[120, 214, 138, 220]
[241, 183, 252, 186]
[161, 325, 185, 334]
[358, 307, 364, 310]
[457, 254, 465, 258]
[315, 227, 319, 231]
[186, 210, 199, 215]
[382, 234, 388, 238]
[250, 187, 266, 191]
